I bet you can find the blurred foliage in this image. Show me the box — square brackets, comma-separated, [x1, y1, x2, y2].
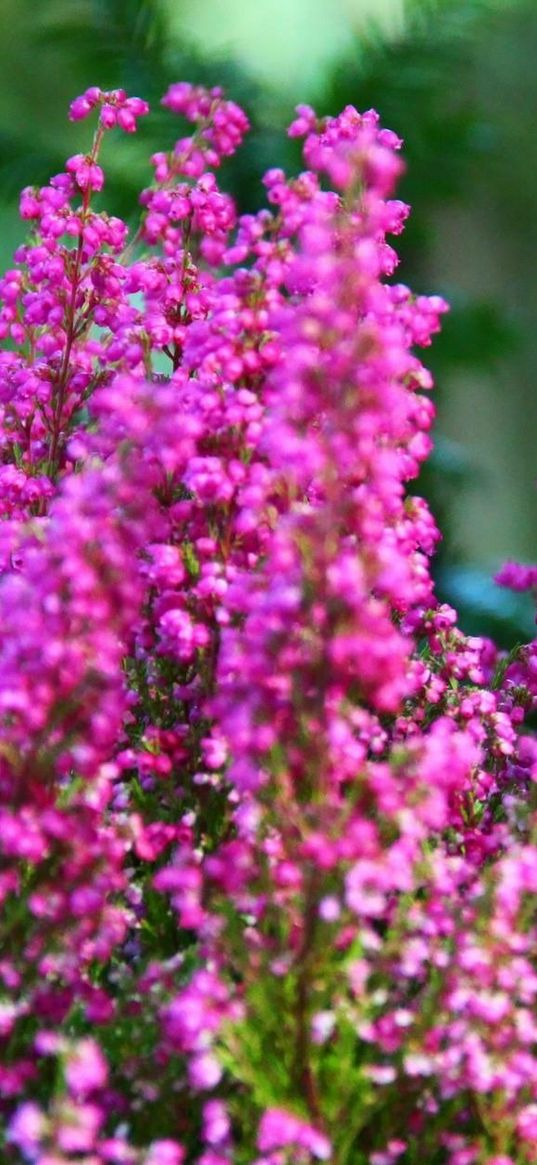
[0, 0, 534, 644]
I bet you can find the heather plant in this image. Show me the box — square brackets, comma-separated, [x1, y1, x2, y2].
[1, 80, 537, 1165]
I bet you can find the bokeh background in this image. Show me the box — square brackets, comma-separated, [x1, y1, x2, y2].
[1, 0, 536, 644]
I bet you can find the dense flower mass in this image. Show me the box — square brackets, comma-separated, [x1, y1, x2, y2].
[1, 79, 537, 1165]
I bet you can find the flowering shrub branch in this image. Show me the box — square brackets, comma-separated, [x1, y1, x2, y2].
[0, 81, 536, 1165]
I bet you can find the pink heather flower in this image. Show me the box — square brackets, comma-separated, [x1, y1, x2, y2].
[66, 154, 105, 192]
[363, 1065, 398, 1085]
[495, 559, 537, 591]
[69, 86, 149, 130]
[161, 83, 249, 165]
[161, 81, 205, 115]
[257, 1109, 331, 1160]
[318, 895, 341, 921]
[288, 103, 317, 137]
[34, 1032, 64, 1055]
[69, 86, 102, 121]
[55, 1101, 103, 1152]
[370, 1142, 407, 1165]
[202, 1099, 231, 1146]
[98, 1138, 138, 1162]
[188, 1051, 223, 1090]
[517, 1104, 537, 1141]
[143, 1141, 185, 1165]
[7, 1101, 46, 1155]
[64, 1039, 108, 1096]
[311, 1010, 336, 1044]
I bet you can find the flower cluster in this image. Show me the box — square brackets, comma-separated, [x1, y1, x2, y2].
[1, 80, 537, 1165]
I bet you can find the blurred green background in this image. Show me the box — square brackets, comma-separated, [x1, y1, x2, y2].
[0, 0, 536, 645]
